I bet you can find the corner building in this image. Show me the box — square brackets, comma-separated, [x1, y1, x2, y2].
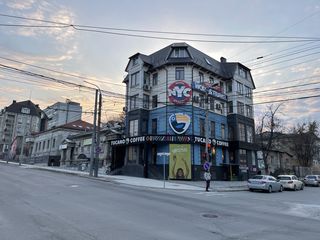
[112, 43, 258, 180]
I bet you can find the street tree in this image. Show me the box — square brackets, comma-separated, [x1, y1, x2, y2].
[256, 104, 283, 174]
[290, 121, 319, 167]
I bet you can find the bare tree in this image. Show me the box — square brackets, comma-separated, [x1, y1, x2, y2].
[290, 121, 319, 167]
[256, 104, 283, 174]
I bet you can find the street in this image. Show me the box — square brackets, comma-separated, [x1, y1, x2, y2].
[1, 164, 320, 240]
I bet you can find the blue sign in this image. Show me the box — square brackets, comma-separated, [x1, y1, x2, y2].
[203, 161, 211, 171]
[168, 113, 191, 135]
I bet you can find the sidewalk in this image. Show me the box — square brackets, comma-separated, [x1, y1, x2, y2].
[0, 160, 248, 191]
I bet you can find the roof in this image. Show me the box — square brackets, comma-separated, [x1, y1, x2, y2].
[125, 42, 253, 80]
[59, 119, 94, 131]
[4, 100, 42, 117]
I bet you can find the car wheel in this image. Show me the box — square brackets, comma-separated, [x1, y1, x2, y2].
[294, 185, 297, 191]
[301, 184, 304, 190]
[249, 188, 254, 192]
[268, 185, 272, 193]
[279, 185, 283, 192]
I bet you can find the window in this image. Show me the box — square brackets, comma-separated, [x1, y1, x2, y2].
[152, 95, 158, 108]
[52, 138, 56, 148]
[199, 118, 205, 136]
[239, 67, 247, 78]
[170, 48, 189, 58]
[239, 149, 247, 165]
[39, 142, 42, 151]
[47, 140, 50, 149]
[247, 126, 253, 143]
[221, 103, 225, 115]
[21, 107, 30, 114]
[246, 105, 253, 118]
[199, 72, 204, 83]
[128, 146, 138, 163]
[220, 82, 224, 93]
[129, 119, 138, 136]
[132, 56, 138, 66]
[239, 123, 246, 141]
[237, 81, 244, 95]
[199, 94, 205, 108]
[210, 121, 215, 138]
[175, 67, 184, 80]
[35, 142, 38, 152]
[228, 126, 234, 140]
[152, 119, 157, 134]
[209, 97, 215, 111]
[245, 86, 252, 98]
[42, 141, 45, 150]
[152, 73, 158, 86]
[130, 95, 139, 110]
[228, 101, 233, 113]
[221, 124, 226, 139]
[131, 72, 139, 87]
[143, 72, 150, 85]
[209, 77, 214, 84]
[237, 101, 244, 115]
[142, 119, 148, 135]
[143, 94, 149, 109]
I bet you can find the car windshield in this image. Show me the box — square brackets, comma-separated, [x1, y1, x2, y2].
[307, 176, 316, 179]
[252, 175, 264, 179]
[277, 176, 291, 180]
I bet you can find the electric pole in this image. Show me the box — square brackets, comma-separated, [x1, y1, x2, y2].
[89, 89, 98, 176]
[94, 92, 102, 177]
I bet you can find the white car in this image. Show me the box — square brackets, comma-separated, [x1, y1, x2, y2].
[277, 175, 304, 191]
[248, 175, 283, 193]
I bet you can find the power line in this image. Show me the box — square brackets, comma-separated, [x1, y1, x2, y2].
[0, 13, 319, 43]
[0, 56, 125, 87]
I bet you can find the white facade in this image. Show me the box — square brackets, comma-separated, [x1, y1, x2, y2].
[44, 101, 82, 129]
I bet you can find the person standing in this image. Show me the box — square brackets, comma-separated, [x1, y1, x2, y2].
[204, 169, 212, 192]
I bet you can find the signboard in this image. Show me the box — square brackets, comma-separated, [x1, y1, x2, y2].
[169, 144, 191, 180]
[203, 161, 211, 171]
[110, 135, 229, 147]
[192, 82, 227, 101]
[168, 81, 192, 105]
[168, 113, 191, 135]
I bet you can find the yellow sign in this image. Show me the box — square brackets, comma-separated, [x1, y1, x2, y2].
[169, 144, 191, 180]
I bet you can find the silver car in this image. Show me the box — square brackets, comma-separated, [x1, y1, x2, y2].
[277, 175, 304, 190]
[248, 175, 283, 193]
[304, 175, 320, 187]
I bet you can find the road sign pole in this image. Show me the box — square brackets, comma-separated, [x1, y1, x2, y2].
[163, 155, 166, 189]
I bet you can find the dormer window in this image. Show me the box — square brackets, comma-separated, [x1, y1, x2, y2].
[170, 48, 190, 58]
[132, 56, 138, 66]
[21, 107, 30, 114]
[239, 67, 247, 79]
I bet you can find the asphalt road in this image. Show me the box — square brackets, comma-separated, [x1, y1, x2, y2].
[1, 164, 320, 240]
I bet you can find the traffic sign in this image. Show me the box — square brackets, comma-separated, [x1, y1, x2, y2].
[203, 161, 211, 171]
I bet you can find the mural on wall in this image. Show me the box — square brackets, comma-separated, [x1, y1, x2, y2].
[168, 113, 191, 135]
[169, 144, 191, 180]
[168, 81, 192, 105]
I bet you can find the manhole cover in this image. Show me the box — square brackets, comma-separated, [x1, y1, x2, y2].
[202, 213, 218, 218]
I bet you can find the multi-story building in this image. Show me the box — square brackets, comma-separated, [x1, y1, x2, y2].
[111, 42, 257, 180]
[44, 100, 82, 130]
[0, 100, 42, 158]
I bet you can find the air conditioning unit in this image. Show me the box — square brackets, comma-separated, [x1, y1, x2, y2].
[193, 96, 199, 103]
[216, 103, 222, 110]
[143, 84, 152, 91]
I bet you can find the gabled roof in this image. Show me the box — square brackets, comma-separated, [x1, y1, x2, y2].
[59, 119, 94, 131]
[4, 100, 42, 117]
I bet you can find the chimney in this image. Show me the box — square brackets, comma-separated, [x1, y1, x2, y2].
[13, 100, 16, 104]
[220, 57, 227, 63]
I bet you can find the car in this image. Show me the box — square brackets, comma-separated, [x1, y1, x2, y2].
[303, 175, 320, 187]
[248, 175, 283, 193]
[277, 175, 304, 190]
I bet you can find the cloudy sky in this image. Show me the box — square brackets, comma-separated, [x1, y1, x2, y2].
[0, 0, 319, 128]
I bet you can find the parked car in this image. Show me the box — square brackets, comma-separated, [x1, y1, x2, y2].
[277, 175, 304, 190]
[303, 175, 320, 187]
[248, 175, 283, 193]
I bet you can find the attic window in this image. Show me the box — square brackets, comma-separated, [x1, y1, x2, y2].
[170, 48, 190, 58]
[21, 107, 30, 114]
[205, 58, 212, 66]
[132, 56, 138, 66]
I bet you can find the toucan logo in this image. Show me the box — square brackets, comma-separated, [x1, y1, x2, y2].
[168, 113, 191, 135]
[168, 81, 192, 105]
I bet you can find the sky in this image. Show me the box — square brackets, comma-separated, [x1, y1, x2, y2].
[0, 0, 319, 129]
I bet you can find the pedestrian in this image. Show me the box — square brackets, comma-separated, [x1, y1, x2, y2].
[204, 169, 211, 192]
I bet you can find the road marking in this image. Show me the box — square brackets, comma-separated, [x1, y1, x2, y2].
[69, 184, 79, 188]
[195, 192, 225, 196]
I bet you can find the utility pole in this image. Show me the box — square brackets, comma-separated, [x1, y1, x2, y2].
[89, 89, 98, 176]
[205, 93, 210, 164]
[94, 92, 102, 177]
[19, 134, 26, 166]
